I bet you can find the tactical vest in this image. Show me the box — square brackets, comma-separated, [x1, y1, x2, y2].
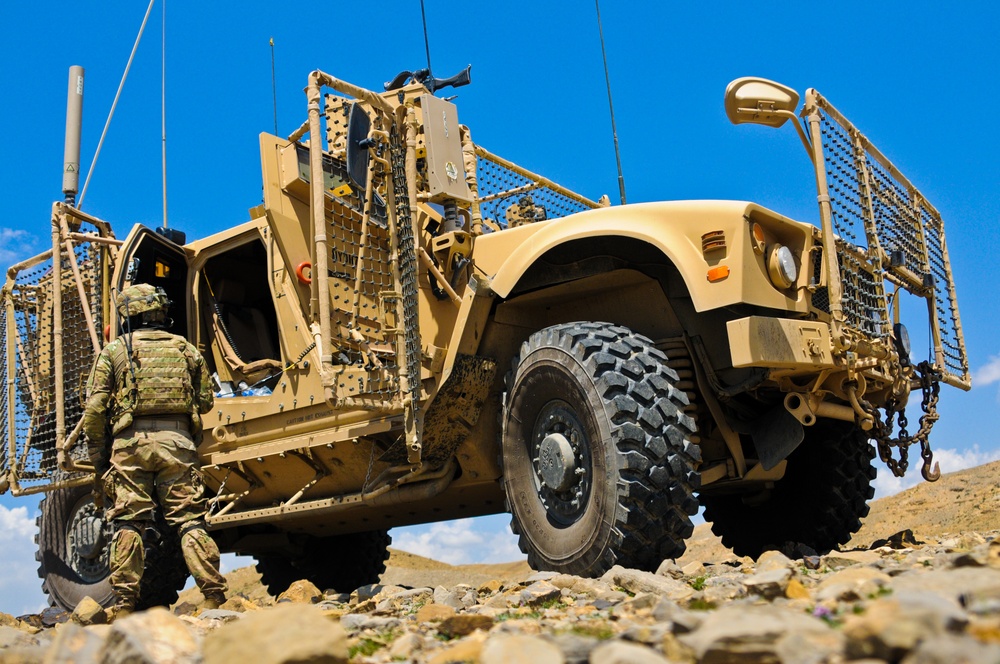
[109, 331, 197, 434]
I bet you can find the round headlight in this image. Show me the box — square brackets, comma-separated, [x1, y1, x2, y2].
[767, 245, 797, 289]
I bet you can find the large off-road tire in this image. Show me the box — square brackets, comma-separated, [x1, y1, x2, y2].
[701, 420, 876, 559]
[37, 481, 189, 611]
[255, 530, 391, 596]
[502, 322, 701, 577]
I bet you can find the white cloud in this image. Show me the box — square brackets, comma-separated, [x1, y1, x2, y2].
[391, 515, 525, 566]
[0, 228, 37, 266]
[973, 355, 1000, 388]
[0, 504, 48, 616]
[872, 444, 1000, 499]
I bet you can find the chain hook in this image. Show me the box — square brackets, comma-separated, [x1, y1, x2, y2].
[921, 458, 941, 482]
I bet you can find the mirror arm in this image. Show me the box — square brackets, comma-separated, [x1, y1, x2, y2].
[773, 109, 814, 162]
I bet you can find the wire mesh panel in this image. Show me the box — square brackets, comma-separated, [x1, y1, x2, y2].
[474, 147, 599, 230]
[1, 224, 105, 493]
[812, 91, 970, 387]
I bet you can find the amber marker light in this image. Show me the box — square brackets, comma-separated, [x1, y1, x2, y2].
[750, 222, 766, 254]
[707, 265, 730, 282]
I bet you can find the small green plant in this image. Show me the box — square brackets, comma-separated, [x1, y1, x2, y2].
[689, 575, 708, 591]
[348, 638, 385, 658]
[569, 622, 615, 640]
[687, 598, 717, 611]
[539, 597, 563, 610]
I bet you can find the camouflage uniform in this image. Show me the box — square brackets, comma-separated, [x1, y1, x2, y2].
[83, 284, 227, 610]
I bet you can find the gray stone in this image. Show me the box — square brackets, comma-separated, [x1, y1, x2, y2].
[756, 550, 796, 572]
[600, 565, 695, 602]
[524, 571, 559, 583]
[743, 568, 793, 600]
[433, 585, 473, 610]
[891, 567, 1000, 609]
[612, 592, 659, 616]
[702, 576, 749, 603]
[43, 622, 104, 664]
[588, 640, 670, 663]
[821, 549, 882, 569]
[340, 614, 401, 632]
[203, 603, 348, 664]
[655, 559, 685, 579]
[0, 625, 39, 649]
[3, 645, 48, 664]
[481, 634, 565, 664]
[543, 633, 599, 664]
[100, 608, 200, 664]
[518, 580, 562, 606]
[842, 591, 968, 661]
[651, 599, 703, 634]
[197, 609, 244, 623]
[680, 604, 840, 662]
[901, 633, 1000, 664]
[388, 632, 423, 659]
[774, 629, 847, 664]
[354, 583, 383, 602]
[815, 566, 892, 602]
[620, 622, 670, 645]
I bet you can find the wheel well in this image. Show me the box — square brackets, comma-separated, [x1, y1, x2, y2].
[500, 236, 689, 341]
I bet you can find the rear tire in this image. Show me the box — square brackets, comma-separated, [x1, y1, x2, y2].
[255, 530, 391, 596]
[502, 322, 701, 576]
[37, 481, 188, 611]
[701, 420, 876, 559]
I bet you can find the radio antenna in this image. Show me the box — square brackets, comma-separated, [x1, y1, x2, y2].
[420, 0, 432, 72]
[270, 37, 279, 134]
[161, 0, 168, 228]
[79, 0, 156, 208]
[595, 0, 626, 205]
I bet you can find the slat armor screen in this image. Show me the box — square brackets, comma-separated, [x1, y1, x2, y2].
[812, 91, 970, 388]
[2, 224, 105, 492]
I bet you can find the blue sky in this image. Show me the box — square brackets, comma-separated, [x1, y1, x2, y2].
[1, 1, 998, 614]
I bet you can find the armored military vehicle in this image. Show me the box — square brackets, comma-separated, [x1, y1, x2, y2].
[1, 67, 969, 610]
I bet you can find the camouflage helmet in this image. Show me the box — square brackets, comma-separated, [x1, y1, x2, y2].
[116, 283, 170, 319]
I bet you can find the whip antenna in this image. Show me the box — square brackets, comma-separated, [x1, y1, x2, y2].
[420, 0, 432, 72]
[161, 0, 168, 228]
[595, 0, 626, 205]
[79, 0, 156, 208]
[270, 37, 278, 134]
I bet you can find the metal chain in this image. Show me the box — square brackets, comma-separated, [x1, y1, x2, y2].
[867, 361, 942, 481]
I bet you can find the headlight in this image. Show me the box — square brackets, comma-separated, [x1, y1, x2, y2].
[767, 244, 797, 289]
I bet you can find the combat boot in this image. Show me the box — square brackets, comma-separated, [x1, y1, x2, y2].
[109, 603, 133, 621]
[202, 592, 226, 611]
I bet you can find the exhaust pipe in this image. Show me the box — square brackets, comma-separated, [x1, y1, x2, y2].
[63, 65, 84, 205]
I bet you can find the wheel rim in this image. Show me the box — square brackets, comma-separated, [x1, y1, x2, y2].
[530, 400, 592, 526]
[65, 496, 112, 584]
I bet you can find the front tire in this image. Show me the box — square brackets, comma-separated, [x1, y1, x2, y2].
[701, 420, 876, 559]
[502, 322, 701, 576]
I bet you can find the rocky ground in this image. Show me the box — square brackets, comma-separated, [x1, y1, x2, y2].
[4, 461, 1000, 663]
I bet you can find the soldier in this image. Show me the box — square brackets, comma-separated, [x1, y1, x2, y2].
[83, 283, 227, 618]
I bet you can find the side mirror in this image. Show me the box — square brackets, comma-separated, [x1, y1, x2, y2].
[724, 77, 800, 128]
[346, 102, 372, 191]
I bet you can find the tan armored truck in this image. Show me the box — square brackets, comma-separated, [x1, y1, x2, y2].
[1, 69, 969, 610]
